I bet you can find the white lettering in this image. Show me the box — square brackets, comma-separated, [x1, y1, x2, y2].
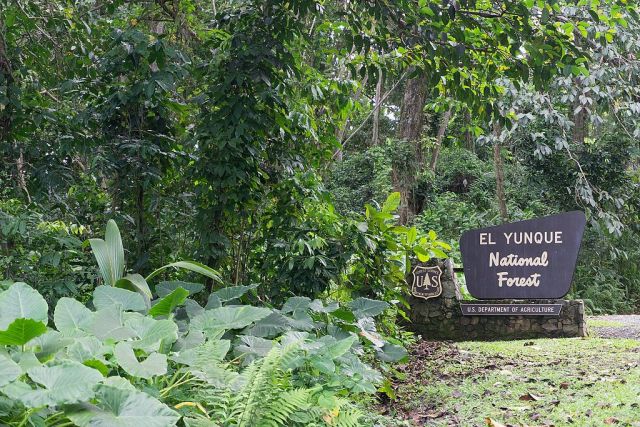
[489, 251, 549, 267]
[501, 231, 563, 245]
[496, 271, 541, 287]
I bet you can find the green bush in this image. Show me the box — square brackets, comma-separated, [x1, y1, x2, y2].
[0, 199, 96, 305]
[0, 220, 409, 426]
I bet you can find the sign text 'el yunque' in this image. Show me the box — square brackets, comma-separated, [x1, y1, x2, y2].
[460, 211, 586, 300]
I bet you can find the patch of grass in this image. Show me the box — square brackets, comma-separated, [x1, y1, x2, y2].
[588, 318, 626, 328]
[387, 338, 640, 426]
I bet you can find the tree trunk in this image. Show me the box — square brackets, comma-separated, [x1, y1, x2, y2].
[464, 109, 474, 151]
[429, 108, 453, 172]
[493, 124, 508, 223]
[571, 78, 588, 144]
[396, 72, 428, 147]
[371, 67, 384, 145]
[393, 70, 427, 224]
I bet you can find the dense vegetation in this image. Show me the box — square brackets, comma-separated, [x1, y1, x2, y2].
[0, 0, 639, 425]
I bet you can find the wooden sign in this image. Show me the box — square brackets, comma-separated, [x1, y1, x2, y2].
[460, 211, 586, 299]
[411, 265, 442, 300]
[460, 303, 562, 316]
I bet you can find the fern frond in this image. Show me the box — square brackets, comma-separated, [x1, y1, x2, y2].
[234, 344, 300, 427]
[260, 387, 311, 426]
[333, 407, 365, 427]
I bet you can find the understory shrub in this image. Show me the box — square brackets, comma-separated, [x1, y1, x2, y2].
[0, 220, 409, 426]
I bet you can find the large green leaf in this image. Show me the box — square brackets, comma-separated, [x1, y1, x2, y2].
[115, 274, 152, 308]
[54, 297, 93, 336]
[89, 220, 125, 287]
[156, 281, 204, 297]
[106, 220, 125, 284]
[2, 362, 102, 407]
[148, 287, 189, 318]
[146, 261, 222, 283]
[89, 239, 114, 287]
[66, 336, 107, 363]
[0, 282, 48, 329]
[348, 297, 389, 319]
[113, 342, 167, 379]
[324, 336, 357, 359]
[375, 343, 408, 362]
[125, 316, 179, 352]
[191, 306, 271, 332]
[66, 384, 180, 426]
[93, 286, 146, 312]
[382, 192, 401, 213]
[243, 312, 291, 338]
[0, 318, 48, 346]
[90, 306, 136, 341]
[0, 354, 21, 387]
[234, 336, 275, 364]
[281, 296, 311, 314]
[171, 339, 231, 369]
[30, 330, 73, 359]
[211, 284, 259, 302]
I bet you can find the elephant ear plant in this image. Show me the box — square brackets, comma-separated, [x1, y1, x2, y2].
[89, 219, 222, 309]
[0, 220, 407, 426]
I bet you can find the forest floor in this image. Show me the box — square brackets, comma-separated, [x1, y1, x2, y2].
[381, 318, 640, 427]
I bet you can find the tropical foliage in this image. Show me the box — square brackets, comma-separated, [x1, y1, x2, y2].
[1, 0, 639, 425]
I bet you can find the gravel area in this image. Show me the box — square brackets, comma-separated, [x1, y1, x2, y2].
[589, 315, 640, 339]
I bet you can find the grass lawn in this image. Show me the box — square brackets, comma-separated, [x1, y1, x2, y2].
[382, 337, 640, 426]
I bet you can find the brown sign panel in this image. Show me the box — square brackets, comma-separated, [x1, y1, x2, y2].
[460, 303, 562, 316]
[460, 211, 586, 299]
[411, 265, 442, 300]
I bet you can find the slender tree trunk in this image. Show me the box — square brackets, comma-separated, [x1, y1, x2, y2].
[493, 123, 508, 222]
[571, 78, 588, 144]
[464, 109, 474, 152]
[15, 147, 31, 203]
[429, 108, 453, 172]
[393, 70, 427, 224]
[371, 67, 384, 145]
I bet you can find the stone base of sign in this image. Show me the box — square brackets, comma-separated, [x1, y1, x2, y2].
[406, 262, 588, 341]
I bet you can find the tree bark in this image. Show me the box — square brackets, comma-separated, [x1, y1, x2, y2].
[571, 78, 588, 144]
[464, 109, 474, 152]
[371, 67, 384, 145]
[396, 72, 428, 147]
[429, 108, 453, 172]
[493, 124, 508, 223]
[393, 70, 427, 224]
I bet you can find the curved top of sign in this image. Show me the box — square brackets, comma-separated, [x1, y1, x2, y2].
[459, 211, 586, 300]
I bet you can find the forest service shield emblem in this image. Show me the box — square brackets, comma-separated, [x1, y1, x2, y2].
[411, 265, 443, 300]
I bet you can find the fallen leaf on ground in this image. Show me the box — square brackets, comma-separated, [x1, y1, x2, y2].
[519, 392, 542, 401]
[486, 417, 507, 427]
[559, 382, 569, 389]
[604, 417, 620, 424]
